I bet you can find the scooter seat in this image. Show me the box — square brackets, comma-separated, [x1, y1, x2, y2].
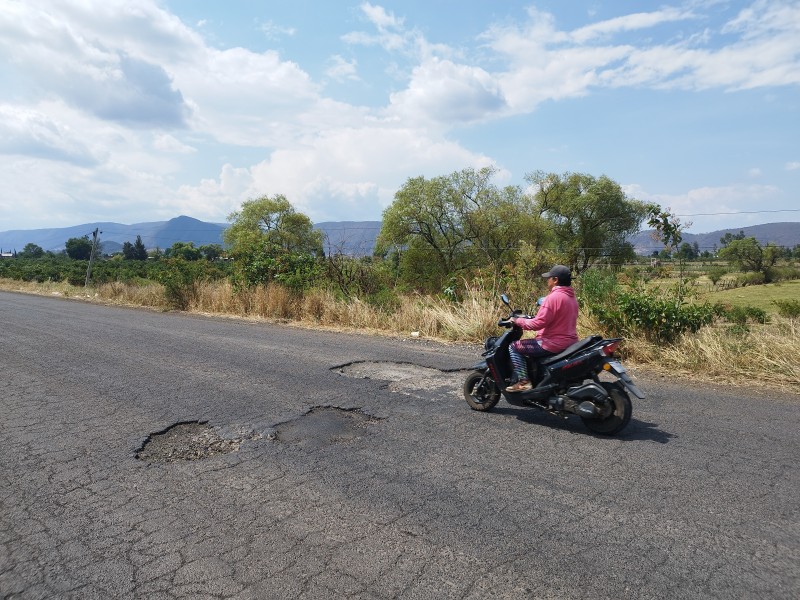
[540, 335, 603, 365]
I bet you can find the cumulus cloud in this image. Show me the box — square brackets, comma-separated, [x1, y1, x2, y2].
[0, 105, 98, 166]
[0, 1, 193, 128]
[388, 59, 506, 125]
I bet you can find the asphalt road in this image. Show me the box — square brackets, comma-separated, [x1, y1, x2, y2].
[1, 290, 798, 599]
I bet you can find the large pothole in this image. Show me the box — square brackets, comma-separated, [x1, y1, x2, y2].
[136, 421, 262, 463]
[273, 407, 382, 451]
[335, 361, 467, 394]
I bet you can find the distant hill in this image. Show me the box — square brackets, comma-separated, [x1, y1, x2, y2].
[1, 217, 796, 258]
[0, 216, 227, 254]
[631, 222, 800, 254]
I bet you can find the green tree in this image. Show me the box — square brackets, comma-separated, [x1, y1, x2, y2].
[377, 167, 549, 290]
[718, 237, 781, 281]
[527, 171, 650, 273]
[719, 230, 746, 248]
[65, 236, 93, 260]
[675, 242, 698, 261]
[224, 194, 323, 287]
[19, 243, 45, 258]
[199, 244, 224, 261]
[122, 235, 148, 260]
[165, 241, 202, 261]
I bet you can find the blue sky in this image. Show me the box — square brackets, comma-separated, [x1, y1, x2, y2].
[1, 0, 798, 234]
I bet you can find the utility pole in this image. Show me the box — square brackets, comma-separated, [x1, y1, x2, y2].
[84, 228, 101, 287]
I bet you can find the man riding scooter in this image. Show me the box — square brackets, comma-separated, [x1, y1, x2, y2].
[505, 265, 579, 392]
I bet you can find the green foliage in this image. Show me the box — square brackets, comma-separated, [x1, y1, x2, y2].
[647, 205, 688, 254]
[721, 305, 769, 326]
[19, 243, 45, 258]
[706, 265, 728, 285]
[324, 254, 392, 300]
[579, 269, 716, 344]
[527, 171, 650, 273]
[773, 299, 800, 319]
[225, 194, 323, 289]
[199, 244, 224, 261]
[65, 236, 93, 260]
[122, 235, 148, 260]
[377, 167, 549, 292]
[156, 259, 223, 309]
[718, 237, 781, 280]
[165, 241, 201, 261]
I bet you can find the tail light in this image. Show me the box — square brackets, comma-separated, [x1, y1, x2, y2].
[601, 340, 621, 356]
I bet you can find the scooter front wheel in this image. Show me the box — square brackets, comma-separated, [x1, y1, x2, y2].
[463, 370, 501, 412]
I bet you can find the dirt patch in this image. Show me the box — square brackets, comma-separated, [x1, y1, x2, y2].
[136, 421, 262, 463]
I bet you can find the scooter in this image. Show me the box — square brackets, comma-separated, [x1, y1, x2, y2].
[463, 294, 645, 435]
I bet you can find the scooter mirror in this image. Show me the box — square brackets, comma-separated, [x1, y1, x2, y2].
[501, 294, 510, 307]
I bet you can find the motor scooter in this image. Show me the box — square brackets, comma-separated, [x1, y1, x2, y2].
[463, 294, 644, 435]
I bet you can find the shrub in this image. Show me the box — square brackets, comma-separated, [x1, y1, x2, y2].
[773, 299, 800, 319]
[579, 271, 716, 344]
[706, 266, 728, 286]
[736, 272, 765, 287]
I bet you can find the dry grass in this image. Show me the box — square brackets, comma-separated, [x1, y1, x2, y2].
[3, 277, 798, 391]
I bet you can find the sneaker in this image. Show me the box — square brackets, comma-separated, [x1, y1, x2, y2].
[505, 380, 532, 392]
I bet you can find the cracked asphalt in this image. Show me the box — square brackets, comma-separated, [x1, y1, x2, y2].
[1, 290, 798, 599]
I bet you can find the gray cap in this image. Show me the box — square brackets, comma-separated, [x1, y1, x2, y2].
[541, 265, 571, 279]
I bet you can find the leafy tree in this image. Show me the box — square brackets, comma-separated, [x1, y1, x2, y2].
[377, 167, 549, 290]
[19, 243, 45, 258]
[647, 205, 689, 255]
[224, 194, 323, 287]
[718, 237, 781, 281]
[122, 235, 148, 260]
[719, 230, 746, 248]
[199, 244, 224, 261]
[675, 242, 698, 261]
[527, 171, 650, 273]
[65, 236, 93, 260]
[165, 241, 201, 261]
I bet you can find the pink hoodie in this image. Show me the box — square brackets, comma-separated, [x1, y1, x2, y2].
[514, 286, 579, 352]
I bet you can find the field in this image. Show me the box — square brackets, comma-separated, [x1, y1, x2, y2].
[699, 279, 800, 312]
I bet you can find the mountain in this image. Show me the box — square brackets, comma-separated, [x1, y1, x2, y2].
[2, 217, 797, 258]
[631, 222, 800, 254]
[316, 221, 382, 256]
[0, 216, 227, 254]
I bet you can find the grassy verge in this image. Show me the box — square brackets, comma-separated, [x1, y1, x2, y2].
[2, 277, 798, 392]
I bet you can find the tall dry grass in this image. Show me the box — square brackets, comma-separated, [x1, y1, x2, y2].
[2, 277, 798, 390]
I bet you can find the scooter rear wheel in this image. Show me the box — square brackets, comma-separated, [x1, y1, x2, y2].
[463, 370, 501, 412]
[580, 381, 632, 435]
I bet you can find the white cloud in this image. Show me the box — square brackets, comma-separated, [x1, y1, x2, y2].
[388, 58, 506, 125]
[786, 161, 800, 171]
[570, 7, 695, 43]
[175, 125, 496, 223]
[259, 20, 296, 40]
[153, 134, 196, 154]
[0, 105, 98, 166]
[326, 55, 360, 82]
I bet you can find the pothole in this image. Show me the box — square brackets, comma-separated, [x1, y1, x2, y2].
[335, 361, 466, 393]
[136, 421, 262, 463]
[273, 407, 382, 451]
